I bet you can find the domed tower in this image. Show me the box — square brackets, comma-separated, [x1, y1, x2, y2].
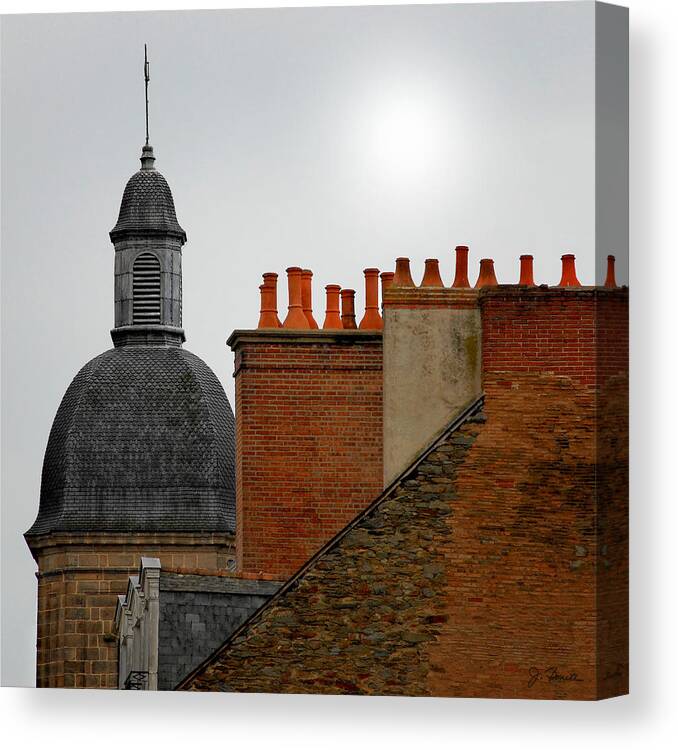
[24, 141, 235, 689]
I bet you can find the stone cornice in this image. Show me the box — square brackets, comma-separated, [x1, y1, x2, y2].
[25, 530, 234, 557]
[227, 328, 383, 350]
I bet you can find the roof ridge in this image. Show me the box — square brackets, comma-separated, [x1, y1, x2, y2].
[174, 392, 485, 690]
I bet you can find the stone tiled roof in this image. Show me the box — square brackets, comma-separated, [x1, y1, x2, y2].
[26, 346, 235, 536]
[110, 167, 186, 242]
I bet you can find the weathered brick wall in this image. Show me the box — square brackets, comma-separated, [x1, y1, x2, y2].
[229, 330, 383, 579]
[594, 291, 629, 698]
[429, 286, 627, 698]
[430, 375, 600, 697]
[29, 533, 233, 688]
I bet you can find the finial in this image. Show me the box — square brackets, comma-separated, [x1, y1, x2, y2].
[144, 44, 150, 147]
[139, 45, 156, 170]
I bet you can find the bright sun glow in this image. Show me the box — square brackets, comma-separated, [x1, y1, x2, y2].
[359, 84, 449, 183]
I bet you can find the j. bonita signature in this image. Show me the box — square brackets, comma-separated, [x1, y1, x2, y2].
[528, 666, 583, 688]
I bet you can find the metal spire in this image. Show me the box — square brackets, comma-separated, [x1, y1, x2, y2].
[144, 44, 150, 146]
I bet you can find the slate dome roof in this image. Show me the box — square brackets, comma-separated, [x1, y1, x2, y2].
[26, 346, 235, 536]
[110, 146, 186, 242]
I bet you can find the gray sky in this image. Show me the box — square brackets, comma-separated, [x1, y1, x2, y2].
[1, 2, 619, 687]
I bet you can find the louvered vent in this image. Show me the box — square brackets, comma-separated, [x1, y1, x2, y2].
[132, 253, 161, 324]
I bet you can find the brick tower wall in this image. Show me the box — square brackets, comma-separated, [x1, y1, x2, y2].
[228, 330, 383, 579]
[29, 532, 233, 688]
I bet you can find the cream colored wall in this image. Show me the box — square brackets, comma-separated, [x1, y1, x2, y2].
[383, 307, 482, 484]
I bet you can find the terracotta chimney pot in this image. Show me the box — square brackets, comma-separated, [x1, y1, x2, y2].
[604, 255, 618, 288]
[359, 268, 383, 330]
[558, 254, 582, 288]
[452, 246, 470, 288]
[283, 266, 311, 328]
[380, 271, 394, 294]
[393, 257, 415, 287]
[340, 289, 358, 329]
[475, 258, 499, 288]
[323, 285, 343, 329]
[519, 255, 535, 286]
[260, 272, 282, 327]
[420, 258, 444, 288]
[301, 269, 319, 329]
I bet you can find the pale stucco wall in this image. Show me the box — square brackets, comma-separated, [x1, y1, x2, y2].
[383, 307, 482, 484]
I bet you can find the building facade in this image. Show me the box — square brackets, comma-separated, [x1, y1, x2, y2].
[26, 141, 628, 698]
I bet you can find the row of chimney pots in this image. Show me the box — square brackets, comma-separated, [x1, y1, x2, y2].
[257, 246, 619, 330]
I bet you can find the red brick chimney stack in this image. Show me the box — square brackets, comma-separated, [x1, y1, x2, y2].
[283, 266, 311, 329]
[452, 245, 470, 288]
[605, 255, 618, 288]
[558, 254, 582, 287]
[475, 258, 498, 288]
[323, 284, 343, 329]
[420, 258, 444, 287]
[519, 254, 535, 286]
[301, 269, 319, 329]
[341, 289, 358, 329]
[393, 257, 415, 287]
[359, 268, 383, 330]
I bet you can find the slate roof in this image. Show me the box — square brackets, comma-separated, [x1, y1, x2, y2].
[110, 154, 186, 242]
[26, 346, 235, 536]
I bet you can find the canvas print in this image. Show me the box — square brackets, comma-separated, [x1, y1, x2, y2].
[1, 1, 628, 699]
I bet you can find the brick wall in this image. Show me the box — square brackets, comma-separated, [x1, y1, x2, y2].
[28, 532, 233, 688]
[432, 286, 628, 698]
[228, 329, 383, 579]
[594, 291, 629, 697]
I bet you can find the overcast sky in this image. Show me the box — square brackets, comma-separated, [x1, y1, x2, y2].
[1, 2, 625, 687]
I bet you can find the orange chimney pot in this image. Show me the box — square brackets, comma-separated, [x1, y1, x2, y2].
[261, 272, 282, 327]
[359, 268, 383, 330]
[283, 266, 311, 328]
[340, 289, 358, 329]
[558, 254, 582, 288]
[301, 269, 319, 329]
[475, 258, 498, 288]
[604, 255, 618, 288]
[380, 271, 394, 295]
[393, 257, 415, 287]
[452, 246, 470, 288]
[323, 285, 343, 329]
[420, 258, 444, 288]
[257, 280, 282, 329]
[519, 255, 535, 286]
